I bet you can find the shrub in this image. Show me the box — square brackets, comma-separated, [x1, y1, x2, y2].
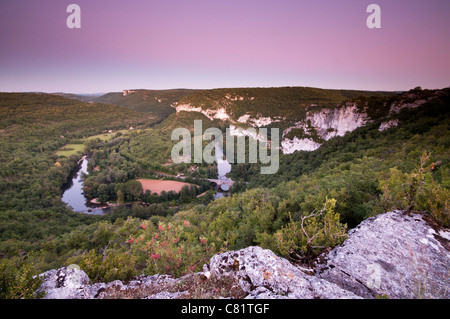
[75, 249, 137, 283]
[380, 152, 449, 227]
[0, 257, 44, 299]
[129, 221, 215, 277]
[274, 198, 347, 265]
[420, 177, 449, 228]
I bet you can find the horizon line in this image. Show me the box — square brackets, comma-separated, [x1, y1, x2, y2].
[3, 84, 449, 96]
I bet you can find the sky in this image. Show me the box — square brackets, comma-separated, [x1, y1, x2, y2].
[0, 0, 449, 93]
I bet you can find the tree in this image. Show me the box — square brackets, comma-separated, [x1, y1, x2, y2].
[117, 190, 124, 205]
[380, 152, 449, 227]
[0, 257, 45, 299]
[274, 198, 347, 265]
[123, 180, 143, 202]
[98, 184, 111, 203]
[201, 190, 215, 205]
[180, 185, 191, 202]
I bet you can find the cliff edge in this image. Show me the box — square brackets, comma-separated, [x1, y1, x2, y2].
[37, 211, 449, 299]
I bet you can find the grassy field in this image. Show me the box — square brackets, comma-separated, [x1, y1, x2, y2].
[56, 129, 130, 156]
[55, 143, 85, 157]
[85, 129, 129, 142]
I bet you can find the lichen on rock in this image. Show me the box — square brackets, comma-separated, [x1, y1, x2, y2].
[36, 211, 449, 299]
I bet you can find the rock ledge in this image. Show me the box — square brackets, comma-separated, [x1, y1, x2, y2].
[37, 211, 449, 299]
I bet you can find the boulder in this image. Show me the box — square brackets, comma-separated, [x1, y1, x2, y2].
[317, 210, 450, 299]
[206, 246, 361, 299]
[37, 265, 91, 299]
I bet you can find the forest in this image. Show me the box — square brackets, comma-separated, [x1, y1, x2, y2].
[0, 88, 448, 298]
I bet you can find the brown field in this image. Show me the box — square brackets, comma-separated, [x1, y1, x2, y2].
[137, 179, 199, 195]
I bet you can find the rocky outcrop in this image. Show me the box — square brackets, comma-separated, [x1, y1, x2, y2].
[37, 211, 449, 299]
[122, 90, 137, 96]
[37, 265, 91, 299]
[281, 103, 369, 154]
[228, 125, 268, 143]
[316, 210, 450, 299]
[171, 88, 449, 155]
[205, 246, 361, 299]
[174, 100, 370, 155]
[175, 103, 232, 121]
[379, 119, 399, 131]
[281, 137, 322, 153]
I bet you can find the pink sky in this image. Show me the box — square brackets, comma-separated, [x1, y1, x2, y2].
[0, 0, 449, 93]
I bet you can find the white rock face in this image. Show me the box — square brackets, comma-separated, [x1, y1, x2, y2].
[379, 119, 399, 131]
[175, 104, 231, 121]
[238, 114, 284, 127]
[251, 116, 273, 127]
[122, 90, 136, 96]
[389, 99, 428, 115]
[388, 89, 446, 115]
[313, 104, 369, 140]
[175, 103, 203, 113]
[175, 102, 370, 154]
[237, 114, 251, 123]
[281, 103, 369, 154]
[229, 125, 267, 143]
[225, 94, 245, 101]
[317, 211, 450, 299]
[204, 107, 230, 121]
[281, 137, 322, 154]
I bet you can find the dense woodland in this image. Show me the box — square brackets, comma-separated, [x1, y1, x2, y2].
[94, 89, 194, 123]
[0, 88, 448, 298]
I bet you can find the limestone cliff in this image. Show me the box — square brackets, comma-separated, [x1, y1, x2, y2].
[171, 88, 448, 155]
[281, 103, 369, 154]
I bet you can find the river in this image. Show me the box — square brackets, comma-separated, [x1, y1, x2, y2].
[61, 157, 110, 215]
[214, 144, 233, 198]
[61, 150, 234, 213]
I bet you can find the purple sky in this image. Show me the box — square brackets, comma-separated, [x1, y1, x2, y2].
[0, 0, 449, 93]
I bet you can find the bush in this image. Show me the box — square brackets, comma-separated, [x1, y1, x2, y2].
[274, 198, 347, 265]
[380, 152, 449, 227]
[0, 257, 44, 299]
[129, 220, 215, 277]
[75, 250, 137, 283]
[423, 180, 449, 227]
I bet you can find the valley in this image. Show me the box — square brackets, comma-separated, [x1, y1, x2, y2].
[0, 86, 448, 299]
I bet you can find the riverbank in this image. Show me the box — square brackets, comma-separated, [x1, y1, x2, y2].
[88, 198, 120, 208]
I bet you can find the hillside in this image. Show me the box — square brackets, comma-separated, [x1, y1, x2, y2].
[169, 87, 397, 140]
[94, 89, 195, 122]
[78, 86, 399, 175]
[87, 86, 397, 147]
[238, 88, 450, 189]
[0, 93, 159, 211]
[0, 87, 448, 299]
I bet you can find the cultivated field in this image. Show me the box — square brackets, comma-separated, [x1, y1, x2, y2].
[137, 179, 199, 195]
